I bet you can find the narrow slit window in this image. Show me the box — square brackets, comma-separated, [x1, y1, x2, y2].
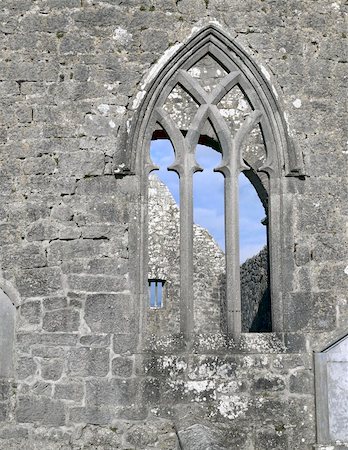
[148, 279, 165, 308]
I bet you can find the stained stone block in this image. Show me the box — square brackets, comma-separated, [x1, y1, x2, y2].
[178, 424, 226, 450]
[283, 292, 311, 331]
[67, 274, 127, 293]
[255, 429, 288, 450]
[252, 375, 286, 392]
[112, 357, 133, 377]
[0, 81, 20, 96]
[54, 383, 84, 402]
[17, 332, 79, 349]
[23, 381, 52, 397]
[20, 301, 42, 325]
[289, 370, 313, 394]
[68, 407, 114, 426]
[22, 156, 56, 175]
[50, 205, 73, 221]
[26, 220, 59, 242]
[58, 150, 104, 178]
[78, 424, 123, 448]
[113, 333, 138, 354]
[83, 114, 120, 137]
[16, 396, 65, 426]
[75, 176, 119, 195]
[80, 335, 110, 348]
[43, 297, 68, 311]
[1, 243, 47, 269]
[32, 347, 65, 359]
[0, 425, 29, 439]
[86, 378, 138, 407]
[60, 34, 94, 54]
[16, 357, 37, 380]
[68, 348, 109, 377]
[85, 294, 135, 334]
[40, 359, 64, 381]
[48, 239, 106, 264]
[43, 308, 80, 332]
[15, 267, 62, 297]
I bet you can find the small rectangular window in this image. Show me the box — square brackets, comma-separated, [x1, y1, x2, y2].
[148, 279, 165, 308]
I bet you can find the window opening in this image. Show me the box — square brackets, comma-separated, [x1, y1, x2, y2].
[147, 135, 180, 333]
[193, 142, 225, 333]
[239, 172, 271, 332]
[239, 172, 267, 264]
[149, 136, 180, 204]
[133, 27, 301, 340]
[148, 279, 165, 308]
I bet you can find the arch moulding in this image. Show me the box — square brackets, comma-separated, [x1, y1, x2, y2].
[119, 24, 304, 179]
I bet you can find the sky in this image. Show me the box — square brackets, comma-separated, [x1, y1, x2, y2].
[150, 140, 266, 263]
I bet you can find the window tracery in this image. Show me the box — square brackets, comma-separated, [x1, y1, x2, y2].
[126, 26, 304, 342]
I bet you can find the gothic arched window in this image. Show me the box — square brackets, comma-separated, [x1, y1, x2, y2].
[126, 26, 304, 341]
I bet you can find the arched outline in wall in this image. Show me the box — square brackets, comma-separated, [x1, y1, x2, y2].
[0, 275, 21, 308]
[127, 25, 304, 341]
[0, 279, 18, 378]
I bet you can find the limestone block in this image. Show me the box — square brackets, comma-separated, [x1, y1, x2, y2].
[113, 333, 138, 354]
[15, 267, 62, 297]
[48, 239, 106, 263]
[178, 424, 226, 450]
[22, 155, 57, 175]
[16, 357, 37, 380]
[112, 357, 133, 377]
[27, 220, 59, 242]
[16, 396, 65, 426]
[40, 359, 64, 381]
[85, 294, 135, 333]
[43, 308, 80, 332]
[54, 383, 84, 402]
[67, 274, 127, 293]
[68, 348, 109, 377]
[58, 150, 104, 178]
[1, 243, 47, 270]
[59, 33, 94, 54]
[86, 378, 138, 407]
[68, 406, 114, 426]
[289, 370, 313, 394]
[43, 297, 68, 311]
[20, 301, 42, 325]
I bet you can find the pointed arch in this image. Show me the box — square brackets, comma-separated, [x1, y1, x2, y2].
[127, 25, 304, 178]
[129, 25, 304, 341]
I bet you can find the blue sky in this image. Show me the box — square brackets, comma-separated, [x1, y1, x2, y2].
[150, 140, 266, 263]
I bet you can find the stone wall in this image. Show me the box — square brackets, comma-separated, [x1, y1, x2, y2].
[0, 1, 347, 449]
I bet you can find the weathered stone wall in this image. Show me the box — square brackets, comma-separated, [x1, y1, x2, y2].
[0, 0, 347, 448]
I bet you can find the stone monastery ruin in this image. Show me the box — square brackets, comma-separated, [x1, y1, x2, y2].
[0, 1, 347, 449]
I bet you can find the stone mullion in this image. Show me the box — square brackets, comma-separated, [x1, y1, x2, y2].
[224, 168, 242, 339]
[178, 156, 195, 340]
